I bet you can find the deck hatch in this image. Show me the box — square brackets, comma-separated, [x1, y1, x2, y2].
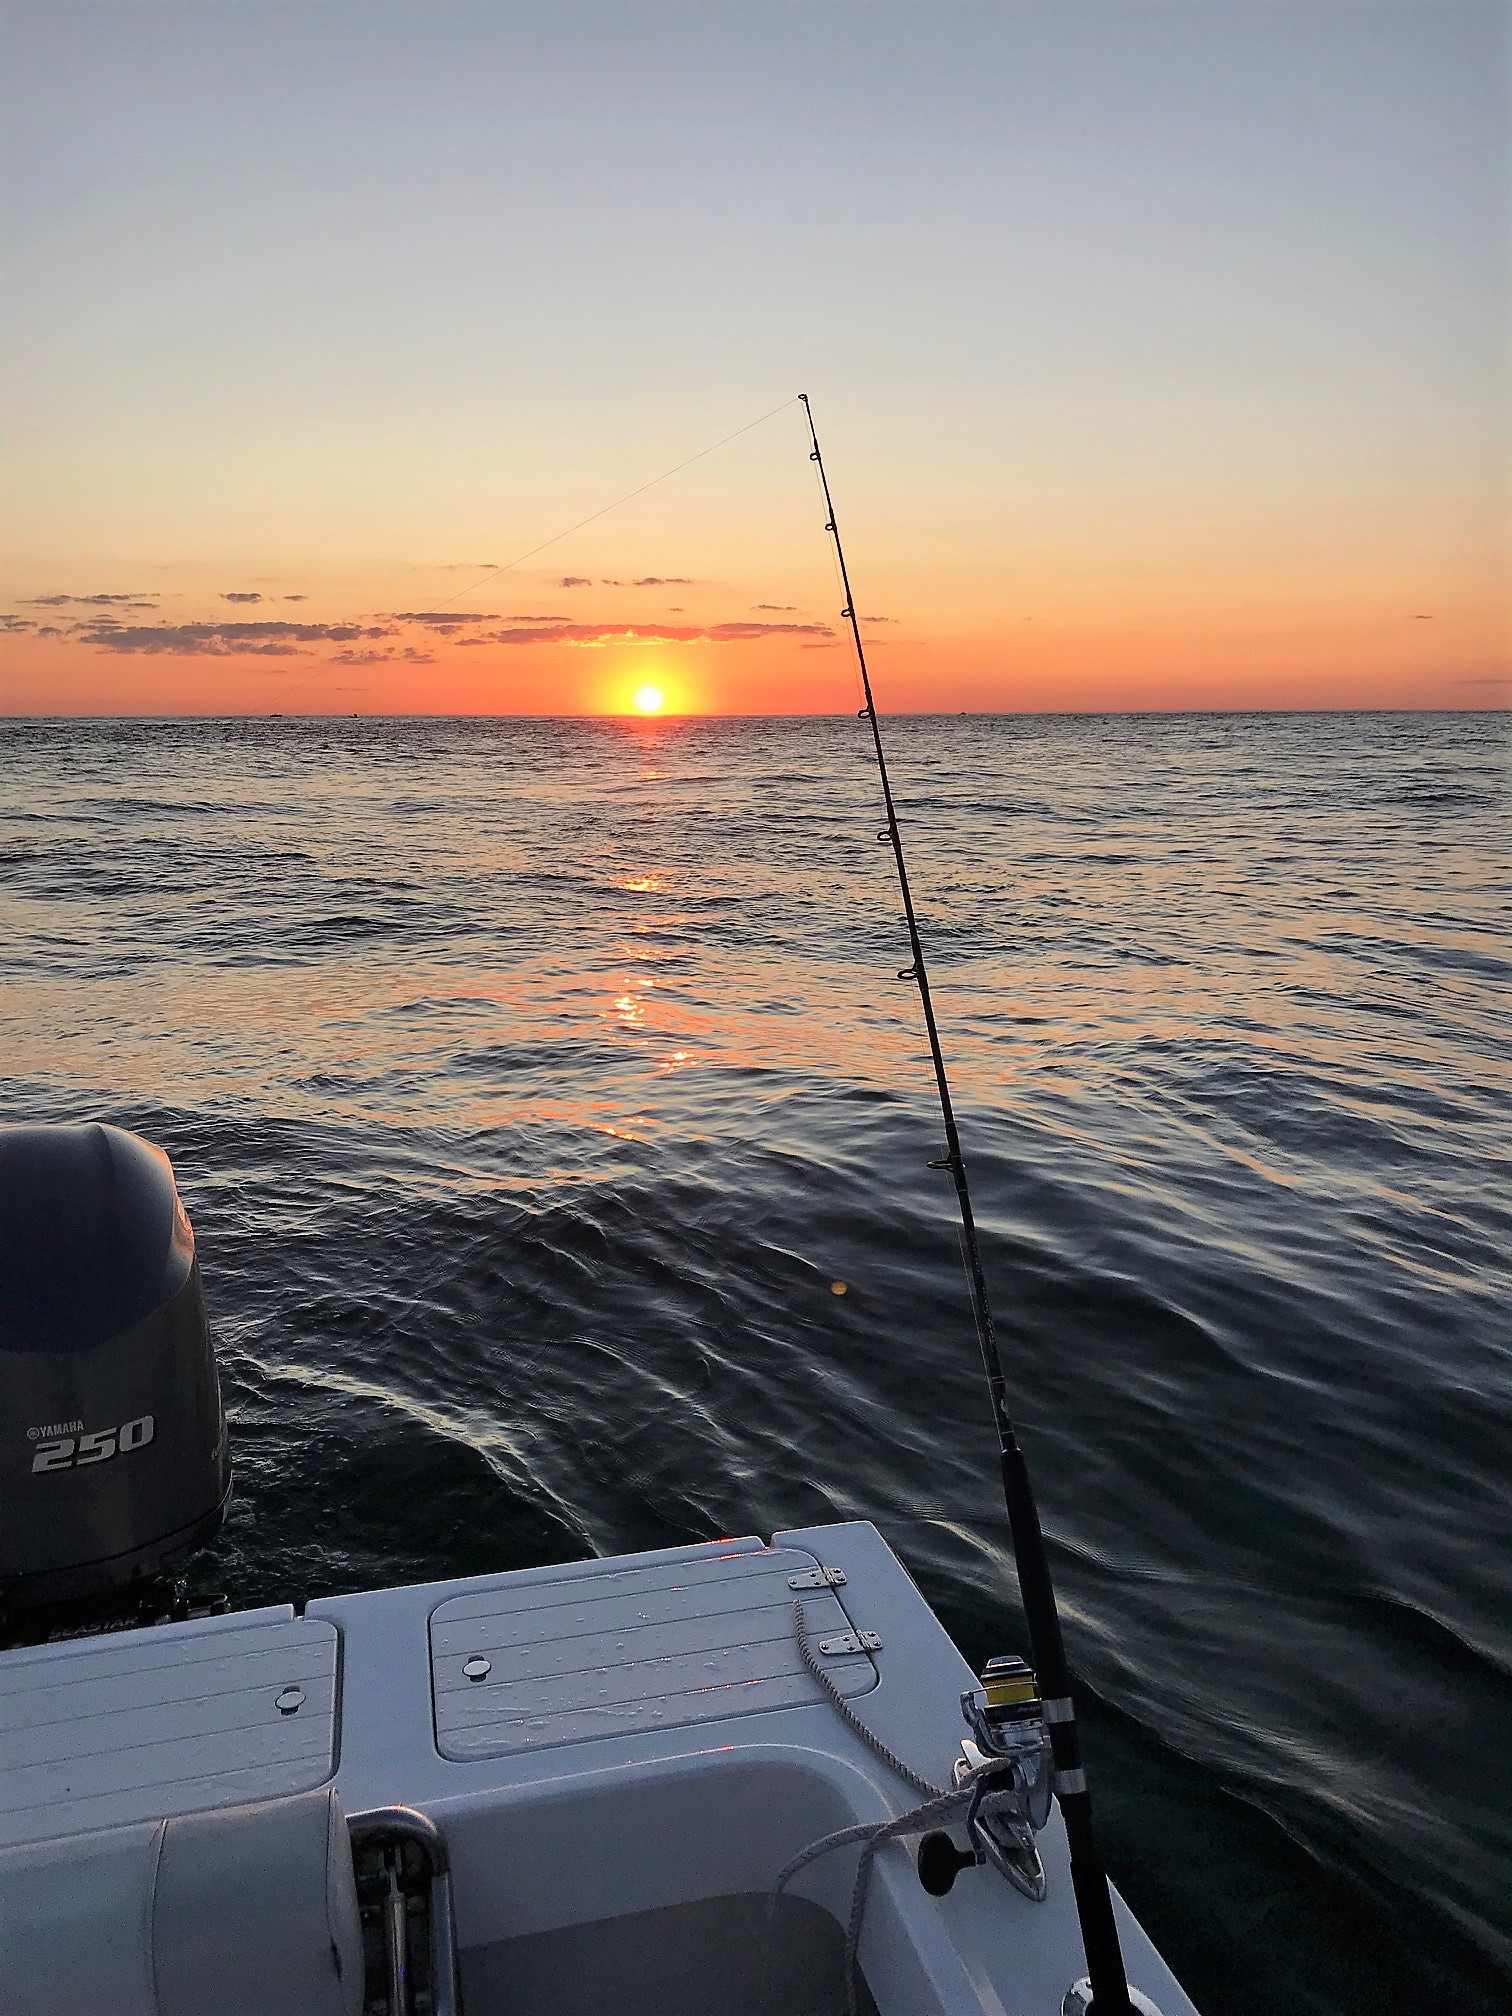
[0, 1606, 339, 1847]
[429, 1545, 878, 1760]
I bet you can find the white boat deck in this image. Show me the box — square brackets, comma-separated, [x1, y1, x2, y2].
[0, 1607, 337, 1846]
[0, 1521, 1200, 2015]
[429, 1542, 875, 1760]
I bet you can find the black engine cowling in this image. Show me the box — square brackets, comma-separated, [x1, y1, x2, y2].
[0, 1123, 231, 1608]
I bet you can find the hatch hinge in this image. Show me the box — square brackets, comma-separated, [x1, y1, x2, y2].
[787, 1565, 847, 1590]
[817, 1628, 882, 1656]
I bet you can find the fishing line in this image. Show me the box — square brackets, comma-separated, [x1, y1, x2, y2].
[428, 395, 803, 611]
[799, 392, 1136, 2016]
[276, 394, 800, 704]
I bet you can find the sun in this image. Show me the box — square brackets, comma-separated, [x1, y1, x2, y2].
[633, 684, 665, 715]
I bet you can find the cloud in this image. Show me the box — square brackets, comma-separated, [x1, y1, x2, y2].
[632, 576, 693, 587]
[433, 562, 498, 571]
[391, 609, 499, 622]
[460, 619, 834, 648]
[754, 603, 796, 612]
[27, 592, 158, 609]
[862, 614, 897, 624]
[284, 594, 308, 602]
[445, 614, 572, 632]
[26, 598, 835, 661]
[330, 646, 435, 666]
[77, 620, 392, 656]
[559, 575, 591, 588]
[706, 621, 831, 641]
[800, 640, 842, 650]
[390, 610, 501, 629]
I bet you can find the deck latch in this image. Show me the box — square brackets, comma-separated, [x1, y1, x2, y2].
[788, 1566, 847, 1590]
[817, 1629, 882, 1656]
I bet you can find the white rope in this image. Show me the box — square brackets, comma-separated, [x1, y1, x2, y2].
[760, 1788, 974, 2016]
[792, 1599, 945, 1802]
[759, 1604, 966, 2014]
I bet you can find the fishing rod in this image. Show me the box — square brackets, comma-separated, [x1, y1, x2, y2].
[799, 393, 1135, 2016]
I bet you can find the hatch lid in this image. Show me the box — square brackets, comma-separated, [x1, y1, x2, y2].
[429, 1543, 878, 1761]
[0, 1607, 338, 1847]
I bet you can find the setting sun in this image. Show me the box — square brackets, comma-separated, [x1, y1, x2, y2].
[634, 685, 665, 714]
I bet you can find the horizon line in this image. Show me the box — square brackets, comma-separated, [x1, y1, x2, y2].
[2, 701, 1509, 724]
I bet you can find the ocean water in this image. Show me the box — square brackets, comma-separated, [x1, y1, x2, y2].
[0, 710, 1507, 2014]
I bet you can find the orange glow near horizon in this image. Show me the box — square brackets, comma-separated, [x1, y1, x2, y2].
[1, 626, 1507, 716]
[0, 520, 1507, 717]
[598, 663, 700, 716]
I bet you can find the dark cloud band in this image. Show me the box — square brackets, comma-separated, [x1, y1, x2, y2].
[455, 619, 833, 647]
[76, 620, 393, 656]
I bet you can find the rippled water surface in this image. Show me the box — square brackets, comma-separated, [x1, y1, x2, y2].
[2, 711, 1508, 2014]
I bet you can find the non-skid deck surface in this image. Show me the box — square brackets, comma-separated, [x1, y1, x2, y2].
[430, 1546, 878, 1760]
[0, 1607, 337, 1846]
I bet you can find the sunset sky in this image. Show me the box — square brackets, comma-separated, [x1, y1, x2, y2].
[2, 2, 1507, 716]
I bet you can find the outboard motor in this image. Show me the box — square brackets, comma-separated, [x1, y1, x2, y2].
[0, 1124, 231, 1619]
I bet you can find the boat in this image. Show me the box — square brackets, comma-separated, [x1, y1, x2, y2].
[1, 406, 1198, 2014]
[0, 1134, 1192, 2016]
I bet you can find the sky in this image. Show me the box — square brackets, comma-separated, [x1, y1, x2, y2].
[1, 1, 1507, 716]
